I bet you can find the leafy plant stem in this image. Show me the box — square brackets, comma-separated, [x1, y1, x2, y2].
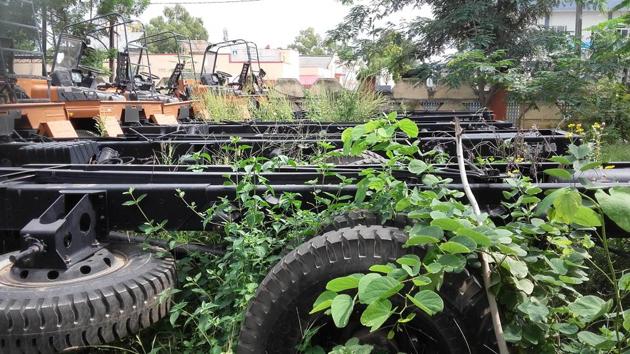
[600, 219, 623, 351]
[455, 119, 509, 354]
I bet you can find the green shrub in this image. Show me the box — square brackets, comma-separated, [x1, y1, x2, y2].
[570, 78, 630, 142]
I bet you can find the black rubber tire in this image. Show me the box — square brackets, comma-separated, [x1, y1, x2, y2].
[327, 150, 387, 166]
[238, 225, 496, 354]
[323, 209, 410, 233]
[0, 243, 176, 354]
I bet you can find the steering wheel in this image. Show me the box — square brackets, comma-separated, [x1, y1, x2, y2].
[78, 64, 106, 75]
[139, 72, 160, 80]
[215, 71, 232, 79]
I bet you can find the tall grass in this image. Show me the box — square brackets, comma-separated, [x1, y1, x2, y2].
[304, 85, 387, 122]
[194, 90, 250, 122]
[249, 89, 295, 121]
[194, 84, 386, 123]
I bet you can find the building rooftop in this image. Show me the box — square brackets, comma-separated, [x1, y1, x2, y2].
[299, 56, 333, 68]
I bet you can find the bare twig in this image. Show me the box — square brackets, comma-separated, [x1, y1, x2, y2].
[454, 119, 509, 354]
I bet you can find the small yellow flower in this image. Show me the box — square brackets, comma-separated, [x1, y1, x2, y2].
[566, 132, 574, 138]
[605, 165, 615, 170]
[568, 123, 575, 128]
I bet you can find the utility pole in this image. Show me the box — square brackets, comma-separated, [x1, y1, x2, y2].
[109, 19, 115, 82]
[575, 1, 583, 55]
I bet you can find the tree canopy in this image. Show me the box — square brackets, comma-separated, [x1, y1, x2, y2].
[329, 0, 571, 60]
[145, 5, 208, 54]
[288, 27, 334, 56]
[40, 0, 149, 49]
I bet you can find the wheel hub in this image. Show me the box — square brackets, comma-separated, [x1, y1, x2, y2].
[1, 248, 124, 285]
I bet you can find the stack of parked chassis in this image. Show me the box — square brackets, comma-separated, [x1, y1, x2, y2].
[1, 108, 630, 354]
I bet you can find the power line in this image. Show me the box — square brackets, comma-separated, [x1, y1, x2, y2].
[148, 0, 261, 4]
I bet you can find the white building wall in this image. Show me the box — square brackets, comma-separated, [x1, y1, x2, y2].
[537, 8, 629, 40]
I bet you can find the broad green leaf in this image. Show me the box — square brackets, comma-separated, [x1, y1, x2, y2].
[430, 218, 462, 231]
[422, 174, 440, 187]
[360, 298, 393, 332]
[568, 295, 610, 322]
[408, 159, 428, 175]
[580, 161, 602, 172]
[326, 276, 360, 292]
[544, 168, 573, 180]
[406, 225, 444, 247]
[398, 118, 419, 138]
[535, 188, 568, 215]
[503, 257, 528, 279]
[450, 235, 477, 251]
[595, 188, 630, 232]
[522, 323, 544, 345]
[331, 294, 354, 328]
[412, 275, 432, 286]
[395, 198, 411, 212]
[517, 300, 549, 322]
[549, 155, 572, 165]
[406, 235, 440, 246]
[515, 278, 534, 295]
[504, 323, 522, 342]
[407, 290, 444, 316]
[552, 323, 579, 335]
[359, 276, 403, 305]
[369, 264, 393, 274]
[497, 243, 527, 257]
[618, 273, 630, 291]
[577, 331, 611, 348]
[410, 224, 444, 238]
[396, 255, 421, 276]
[455, 227, 492, 247]
[546, 258, 568, 275]
[310, 290, 337, 314]
[624, 310, 630, 331]
[439, 241, 471, 254]
[569, 144, 591, 160]
[358, 273, 382, 304]
[424, 262, 444, 274]
[341, 128, 352, 144]
[437, 254, 466, 272]
[572, 206, 602, 227]
[553, 189, 582, 224]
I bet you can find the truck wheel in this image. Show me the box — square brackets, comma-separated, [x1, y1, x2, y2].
[238, 225, 496, 354]
[327, 150, 387, 166]
[0, 243, 176, 354]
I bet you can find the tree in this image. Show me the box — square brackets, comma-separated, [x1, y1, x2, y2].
[145, 5, 208, 54]
[96, 0, 148, 17]
[289, 27, 333, 56]
[38, 0, 91, 50]
[95, 0, 149, 79]
[328, 0, 604, 102]
[442, 49, 517, 107]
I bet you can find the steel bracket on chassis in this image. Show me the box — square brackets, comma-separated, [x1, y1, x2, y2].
[11, 191, 109, 271]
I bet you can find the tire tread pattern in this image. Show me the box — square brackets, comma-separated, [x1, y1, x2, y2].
[0, 243, 176, 354]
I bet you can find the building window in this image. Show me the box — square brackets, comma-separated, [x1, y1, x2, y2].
[618, 28, 630, 37]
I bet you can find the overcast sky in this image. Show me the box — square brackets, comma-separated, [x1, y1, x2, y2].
[139, 0, 432, 49]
